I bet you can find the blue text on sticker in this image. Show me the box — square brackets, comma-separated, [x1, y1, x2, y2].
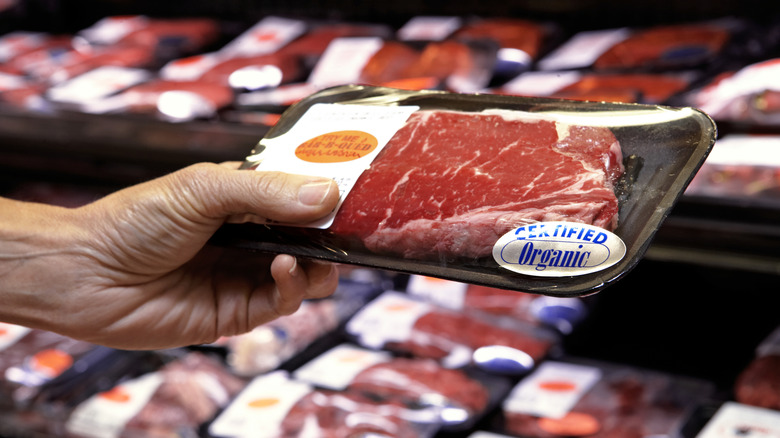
[492, 222, 626, 277]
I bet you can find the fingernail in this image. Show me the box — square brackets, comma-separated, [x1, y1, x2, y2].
[287, 256, 299, 276]
[298, 180, 334, 206]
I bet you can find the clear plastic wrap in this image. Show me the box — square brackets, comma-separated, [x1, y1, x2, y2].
[214, 84, 715, 297]
[208, 370, 440, 438]
[499, 358, 715, 438]
[0, 323, 95, 411]
[290, 343, 513, 431]
[65, 352, 245, 438]
[345, 291, 559, 372]
[733, 325, 780, 410]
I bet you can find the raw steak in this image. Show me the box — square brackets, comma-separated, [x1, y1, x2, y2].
[329, 109, 623, 259]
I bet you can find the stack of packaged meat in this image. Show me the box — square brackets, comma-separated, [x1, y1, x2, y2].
[494, 19, 744, 105]
[0, 16, 221, 110]
[498, 358, 714, 438]
[346, 291, 559, 370]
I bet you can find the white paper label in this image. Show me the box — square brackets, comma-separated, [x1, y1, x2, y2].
[66, 372, 164, 438]
[493, 221, 626, 277]
[346, 291, 431, 349]
[293, 344, 391, 390]
[503, 361, 602, 419]
[220, 16, 307, 57]
[406, 275, 468, 310]
[397, 16, 462, 41]
[46, 66, 151, 104]
[308, 37, 385, 87]
[78, 16, 148, 45]
[704, 134, 780, 168]
[250, 103, 418, 228]
[209, 371, 312, 438]
[538, 28, 631, 71]
[159, 52, 222, 81]
[0, 31, 46, 62]
[0, 322, 32, 351]
[500, 71, 583, 96]
[696, 402, 780, 438]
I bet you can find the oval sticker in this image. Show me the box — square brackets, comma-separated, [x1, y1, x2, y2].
[295, 130, 379, 163]
[492, 221, 626, 277]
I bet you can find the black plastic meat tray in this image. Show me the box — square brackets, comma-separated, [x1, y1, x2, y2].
[212, 85, 716, 297]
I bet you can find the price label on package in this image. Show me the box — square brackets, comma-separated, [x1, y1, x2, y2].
[249, 103, 419, 228]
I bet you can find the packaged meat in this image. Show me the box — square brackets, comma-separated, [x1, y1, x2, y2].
[687, 58, 780, 125]
[223, 278, 382, 376]
[734, 325, 780, 410]
[214, 85, 715, 296]
[538, 20, 738, 72]
[77, 16, 220, 60]
[406, 275, 587, 333]
[65, 352, 245, 438]
[278, 22, 393, 68]
[292, 344, 496, 427]
[498, 70, 694, 104]
[398, 39, 497, 92]
[208, 370, 440, 438]
[0, 31, 51, 62]
[684, 134, 780, 202]
[196, 52, 304, 90]
[452, 17, 553, 78]
[694, 402, 780, 438]
[0, 323, 95, 411]
[592, 22, 732, 71]
[80, 78, 235, 121]
[500, 358, 714, 438]
[345, 291, 558, 372]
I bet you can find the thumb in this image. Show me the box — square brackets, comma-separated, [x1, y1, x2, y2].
[167, 163, 340, 225]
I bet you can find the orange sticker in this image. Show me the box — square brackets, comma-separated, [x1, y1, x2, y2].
[537, 412, 601, 436]
[538, 380, 578, 392]
[30, 349, 73, 378]
[248, 397, 280, 408]
[295, 130, 379, 163]
[99, 386, 131, 403]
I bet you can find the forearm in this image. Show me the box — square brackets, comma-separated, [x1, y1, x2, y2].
[0, 197, 87, 331]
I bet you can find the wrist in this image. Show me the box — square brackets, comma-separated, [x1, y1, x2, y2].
[0, 197, 86, 331]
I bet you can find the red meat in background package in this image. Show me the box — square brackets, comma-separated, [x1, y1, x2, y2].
[65, 352, 245, 438]
[734, 326, 780, 410]
[501, 359, 714, 438]
[0, 323, 94, 410]
[346, 291, 557, 368]
[593, 22, 730, 71]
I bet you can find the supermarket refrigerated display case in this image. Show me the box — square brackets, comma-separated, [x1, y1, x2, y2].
[1, 1, 780, 437]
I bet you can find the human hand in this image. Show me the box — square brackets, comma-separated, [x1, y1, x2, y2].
[0, 162, 340, 350]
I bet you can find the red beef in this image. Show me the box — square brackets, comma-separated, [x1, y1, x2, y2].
[280, 390, 424, 438]
[735, 355, 780, 410]
[347, 358, 489, 414]
[593, 23, 730, 70]
[329, 110, 623, 259]
[197, 52, 303, 88]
